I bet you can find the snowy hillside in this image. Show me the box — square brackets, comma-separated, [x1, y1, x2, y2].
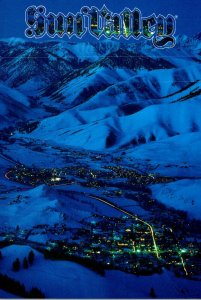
[1, 245, 201, 298]
[26, 99, 201, 151]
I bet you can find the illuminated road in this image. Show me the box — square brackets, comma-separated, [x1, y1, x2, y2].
[180, 255, 188, 276]
[89, 195, 190, 275]
[89, 195, 159, 259]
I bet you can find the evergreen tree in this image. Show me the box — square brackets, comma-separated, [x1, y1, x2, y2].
[0, 274, 27, 297]
[28, 287, 45, 298]
[28, 250, 35, 265]
[149, 287, 156, 298]
[12, 258, 20, 272]
[23, 257, 29, 269]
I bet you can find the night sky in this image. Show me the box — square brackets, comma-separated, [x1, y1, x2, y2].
[0, 0, 200, 39]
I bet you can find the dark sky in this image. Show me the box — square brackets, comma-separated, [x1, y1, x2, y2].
[0, 0, 200, 40]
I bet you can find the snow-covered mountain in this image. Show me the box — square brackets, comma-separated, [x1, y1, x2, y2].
[0, 35, 200, 156]
[0, 35, 200, 149]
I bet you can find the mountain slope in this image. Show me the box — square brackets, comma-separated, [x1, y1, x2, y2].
[23, 98, 200, 151]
